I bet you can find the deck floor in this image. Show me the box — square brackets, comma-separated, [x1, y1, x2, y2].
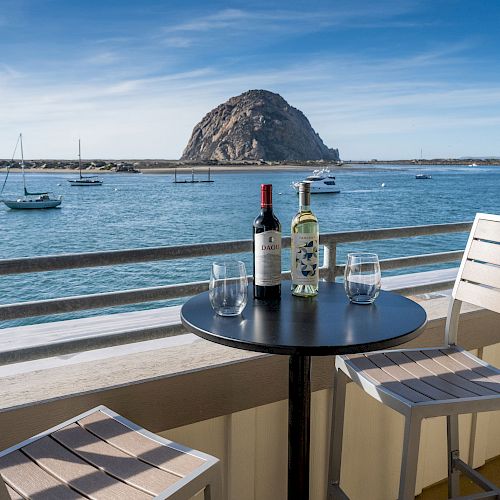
[416, 456, 500, 498]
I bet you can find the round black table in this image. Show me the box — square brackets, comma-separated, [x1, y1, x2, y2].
[181, 281, 427, 500]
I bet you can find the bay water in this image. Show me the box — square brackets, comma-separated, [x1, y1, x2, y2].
[1, 164, 499, 327]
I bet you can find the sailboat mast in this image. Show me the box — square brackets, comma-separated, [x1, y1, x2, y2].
[19, 133, 27, 195]
[78, 139, 82, 179]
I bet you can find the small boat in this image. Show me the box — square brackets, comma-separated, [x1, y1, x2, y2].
[415, 174, 432, 179]
[292, 168, 340, 194]
[68, 140, 103, 186]
[468, 163, 478, 167]
[3, 193, 62, 209]
[1, 134, 62, 209]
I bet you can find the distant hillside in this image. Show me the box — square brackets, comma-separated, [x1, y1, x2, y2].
[181, 89, 339, 162]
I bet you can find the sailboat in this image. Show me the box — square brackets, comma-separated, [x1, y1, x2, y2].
[68, 139, 103, 186]
[1, 134, 62, 209]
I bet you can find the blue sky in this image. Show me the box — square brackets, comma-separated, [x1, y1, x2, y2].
[1, 0, 500, 159]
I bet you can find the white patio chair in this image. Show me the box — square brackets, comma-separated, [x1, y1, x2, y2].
[328, 212, 500, 500]
[0, 405, 222, 500]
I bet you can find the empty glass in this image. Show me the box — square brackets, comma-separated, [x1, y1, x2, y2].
[209, 260, 248, 316]
[344, 253, 381, 305]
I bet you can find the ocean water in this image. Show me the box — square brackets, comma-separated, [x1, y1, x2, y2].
[1, 164, 499, 327]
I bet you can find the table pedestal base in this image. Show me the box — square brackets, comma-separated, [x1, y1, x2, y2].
[288, 354, 311, 500]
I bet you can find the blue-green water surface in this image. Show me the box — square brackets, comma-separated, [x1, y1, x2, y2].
[1, 164, 499, 327]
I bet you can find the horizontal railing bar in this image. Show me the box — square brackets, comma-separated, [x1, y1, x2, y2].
[0, 240, 255, 276]
[0, 270, 294, 321]
[0, 281, 209, 321]
[389, 280, 456, 296]
[0, 261, 448, 320]
[0, 239, 293, 277]
[334, 250, 464, 276]
[321, 221, 472, 245]
[0, 221, 471, 276]
[0, 323, 187, 366]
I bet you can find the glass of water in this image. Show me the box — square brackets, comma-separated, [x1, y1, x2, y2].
[209, 260, 248, 316]
[344, 253, 381, 305]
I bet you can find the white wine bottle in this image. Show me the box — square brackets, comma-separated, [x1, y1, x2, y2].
[291, 182, 319, 297]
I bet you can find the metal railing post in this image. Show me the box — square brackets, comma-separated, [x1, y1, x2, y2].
[323, 242, 337, 283]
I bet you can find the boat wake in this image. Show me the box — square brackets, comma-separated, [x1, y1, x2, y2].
[343, 189, 381, 194]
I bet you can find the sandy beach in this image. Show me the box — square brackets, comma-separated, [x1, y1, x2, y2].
[0, 163, 418, 175]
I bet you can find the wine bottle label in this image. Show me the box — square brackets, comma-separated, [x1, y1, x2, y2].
[291, 233, 319, 285]
[254, 230, 282, 286]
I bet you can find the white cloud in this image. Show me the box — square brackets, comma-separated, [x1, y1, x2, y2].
[84, 51, 122, 65]
[165, 9, 253, 32]
[162, 2, 420, 39]
[0, 64, 22, 82]
[163, 36, 193, 48]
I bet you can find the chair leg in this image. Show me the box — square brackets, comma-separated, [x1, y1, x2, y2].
[0, 477, 10, 500]
[447, 414, 460, 498]
[327, 369, 348, 498]
[398, 414, 422, 500]
[204, 465, 223, 500]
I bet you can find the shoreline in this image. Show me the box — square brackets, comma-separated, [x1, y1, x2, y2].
[1, 162, 497, 175]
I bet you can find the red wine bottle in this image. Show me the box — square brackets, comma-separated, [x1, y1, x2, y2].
[253, 184, 282, 300]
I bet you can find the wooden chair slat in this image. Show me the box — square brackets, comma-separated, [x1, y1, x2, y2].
[422, 349, 500, 394]
[365, 353, 455, 401]
[438, 348, 491, 370]
[462, 260, 500, 289]
[52, 423, 179, 496]
[23, 436, 151, 500]
[455, 280, 500, 314]
[474, 218, 500, 244]
[440, 349, 500, 387]
[384, 351, 478, 398]
[78, 412, 204, 477]
[0, 451, 83, 499]
[402, 349, 497, 396]
[468, 239, 500, 266]
[345, 355, 431, 403]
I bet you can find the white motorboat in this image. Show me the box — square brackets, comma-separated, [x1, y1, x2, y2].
[68, 139, 103, 186]
[1, 134, 62, 209]
[292, 168, 340, 194]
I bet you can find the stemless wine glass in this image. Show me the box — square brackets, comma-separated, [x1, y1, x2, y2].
[209, 260, 248, 316]
[344, 253, 381, 305]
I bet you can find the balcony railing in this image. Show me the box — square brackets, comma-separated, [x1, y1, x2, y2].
[0, 221, 472, 362]
[3, 219, 500, 500]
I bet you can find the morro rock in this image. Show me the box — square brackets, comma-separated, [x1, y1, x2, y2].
[181, 90, 339, 161]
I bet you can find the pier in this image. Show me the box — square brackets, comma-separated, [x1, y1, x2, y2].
[173, 167, 214, 183]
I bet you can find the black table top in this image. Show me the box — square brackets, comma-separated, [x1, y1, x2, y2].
[181, 281, 427, 356]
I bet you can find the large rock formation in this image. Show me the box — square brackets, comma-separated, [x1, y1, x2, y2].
[181, 90, 339, 161]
